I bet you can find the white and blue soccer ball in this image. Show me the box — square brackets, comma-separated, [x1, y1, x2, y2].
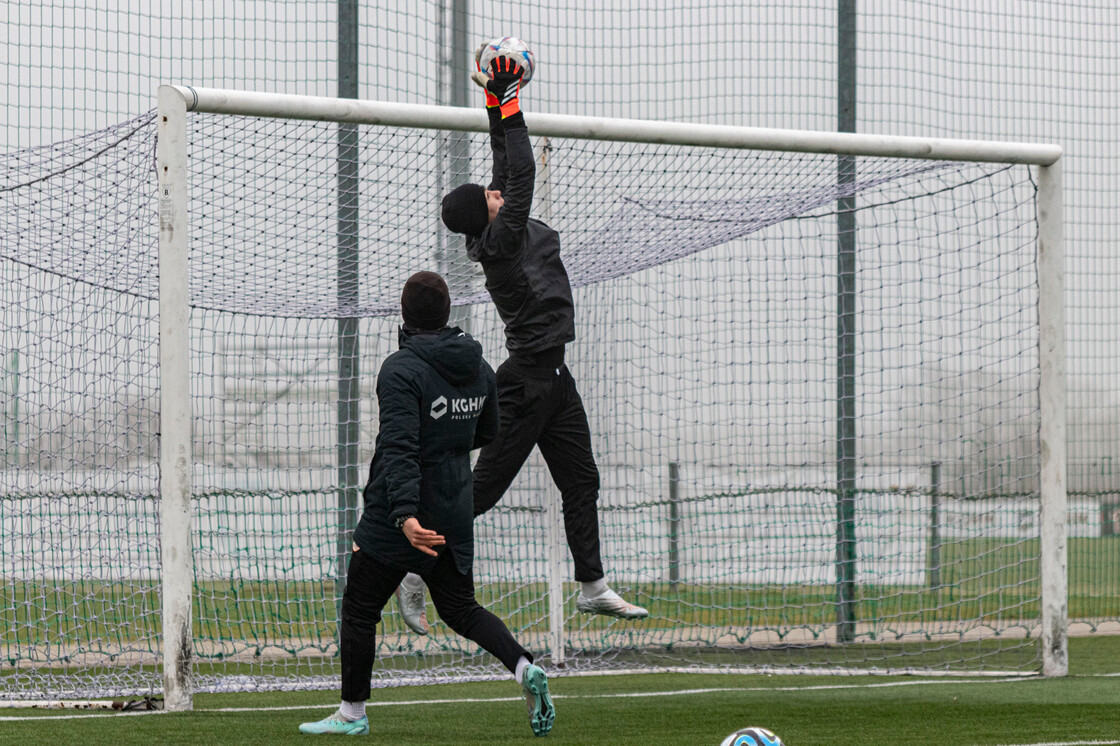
[479, 36, 536, 85]
[720, 726, 784, 746]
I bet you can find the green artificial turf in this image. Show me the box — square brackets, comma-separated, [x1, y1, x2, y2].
[2, 637, 1118, 746]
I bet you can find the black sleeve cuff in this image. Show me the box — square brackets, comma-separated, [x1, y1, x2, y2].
[487, 106, 503, 133]
[501, 111, 527, 130]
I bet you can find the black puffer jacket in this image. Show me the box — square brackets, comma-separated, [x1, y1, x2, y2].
[466, 111, 576, 354]
[352, 326, 499, 575]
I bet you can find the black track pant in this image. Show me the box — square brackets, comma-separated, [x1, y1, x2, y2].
[472, 357, 605, 582]
[340, 547, 531, 703]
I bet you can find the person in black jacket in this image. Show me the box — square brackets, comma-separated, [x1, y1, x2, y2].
[393, 48, 648, 633]
[299, 271, 554, 738]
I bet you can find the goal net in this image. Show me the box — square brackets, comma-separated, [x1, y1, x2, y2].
[0, 90, 1063, 701]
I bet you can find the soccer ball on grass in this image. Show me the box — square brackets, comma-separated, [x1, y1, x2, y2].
[720, 727, 784, 746]
[479, 36, 536, 85]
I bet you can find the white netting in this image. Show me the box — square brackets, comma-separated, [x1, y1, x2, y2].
[1, 110, 1042, 698]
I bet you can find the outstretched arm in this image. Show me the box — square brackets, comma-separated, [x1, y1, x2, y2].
[471, 53, 534, 253]
[487, 107, 510, 194]
[488, 113, 534, 250]
[473, 44, 511, 193]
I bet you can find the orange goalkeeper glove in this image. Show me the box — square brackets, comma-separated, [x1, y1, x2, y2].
[470, 53, 524, 118]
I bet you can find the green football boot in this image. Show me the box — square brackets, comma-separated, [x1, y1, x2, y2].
[520, 664, 555, 737]
[298, 711, 369, 735]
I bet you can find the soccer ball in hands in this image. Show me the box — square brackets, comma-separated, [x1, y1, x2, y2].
[719, 727, 784, 746]
[479, 36, 536, 85]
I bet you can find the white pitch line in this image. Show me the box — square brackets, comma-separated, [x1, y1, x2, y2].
[0, 710, 169, 722]
[993, 741, 1120, 746]
[0, 676, 1044, 722]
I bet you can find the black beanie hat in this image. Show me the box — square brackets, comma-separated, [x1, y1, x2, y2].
[401, 271, 451, 331]
[441, 183, 489, 236]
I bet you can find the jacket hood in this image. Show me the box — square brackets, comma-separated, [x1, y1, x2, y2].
[398, 326, 483, 386]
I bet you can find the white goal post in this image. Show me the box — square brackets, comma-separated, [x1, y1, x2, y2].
[155, 84, 1065, 711]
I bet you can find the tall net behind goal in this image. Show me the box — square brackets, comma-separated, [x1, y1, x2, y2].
[1, 101, 1050, 700]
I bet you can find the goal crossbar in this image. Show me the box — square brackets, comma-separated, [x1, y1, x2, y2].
[167, 85, 1062, 166]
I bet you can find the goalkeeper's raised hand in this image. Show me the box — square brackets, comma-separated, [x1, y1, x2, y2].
[472, 43, 501, 109]
[471, 53, 524, 119]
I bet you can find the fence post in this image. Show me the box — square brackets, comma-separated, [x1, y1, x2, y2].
[927, 461, 942, 591]
[668, 462, 680, 589]
[546, 480, 567, 667]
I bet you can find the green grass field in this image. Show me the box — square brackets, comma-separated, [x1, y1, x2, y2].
[2, 636, 1118, 746]
[3, 537, 1118, 744]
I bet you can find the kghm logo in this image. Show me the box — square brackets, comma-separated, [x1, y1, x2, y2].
[430, 395, 486, 421]
[430, 396, 448, 420]
[449, 395, 487, 420]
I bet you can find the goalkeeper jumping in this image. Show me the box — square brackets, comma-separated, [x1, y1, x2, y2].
[299, 272, 554, 738]
[394, 44, 648, 636]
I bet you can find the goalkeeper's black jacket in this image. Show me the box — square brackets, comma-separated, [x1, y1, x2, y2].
[466, 111, 576, 354]
[352, 326, 499, 575]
